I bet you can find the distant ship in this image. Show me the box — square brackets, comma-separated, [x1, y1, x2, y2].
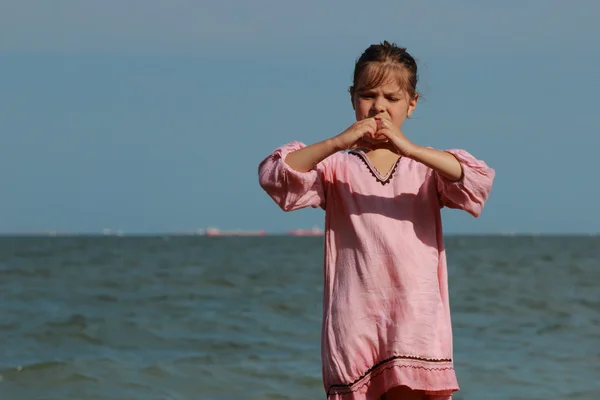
[198, 226, 324, 237]
[287, 226, 324, 236]
[203, 228, 266, 237]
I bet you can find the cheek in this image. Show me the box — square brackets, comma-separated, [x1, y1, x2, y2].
[390, 103, 409, 118]
[389, 106, 409, 126]
[355, 101, 370, 118]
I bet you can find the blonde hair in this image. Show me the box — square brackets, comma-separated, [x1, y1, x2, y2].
[350, 41, 419, 99]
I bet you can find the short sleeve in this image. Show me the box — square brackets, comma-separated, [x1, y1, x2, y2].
[435, 149, 495, 217]
[258, 141, 330, 212]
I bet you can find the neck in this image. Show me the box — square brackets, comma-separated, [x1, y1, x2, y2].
[362, 146, 399, 159]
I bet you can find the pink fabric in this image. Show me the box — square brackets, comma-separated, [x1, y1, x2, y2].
[258, 142, 495, 400]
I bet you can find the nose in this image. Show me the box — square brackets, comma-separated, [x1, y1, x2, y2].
[371, 99, 386, 114]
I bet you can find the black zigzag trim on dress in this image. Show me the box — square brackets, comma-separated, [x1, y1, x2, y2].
[327, 354, 453, 395]
[349, 151, 401, 186]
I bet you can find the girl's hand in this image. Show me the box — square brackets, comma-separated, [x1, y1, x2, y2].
[374, 117, 417, 157]
[332, 118, 378, 150]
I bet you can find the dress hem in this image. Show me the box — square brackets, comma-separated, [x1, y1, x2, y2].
[326, 356, 459, 400]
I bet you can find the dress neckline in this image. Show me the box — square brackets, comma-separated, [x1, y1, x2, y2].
[349, 150, 401, 185]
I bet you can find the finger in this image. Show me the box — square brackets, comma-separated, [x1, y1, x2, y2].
[365, 123, 378, 137]
[376, 118, 392, 129]
[370, 130, 384, 140]
[364, 118, 378, 131]
[373, 123, 388, 135]
[360, 116, 376, 124]
[374, 115, 391, 124]
[374, 127, 392, 139]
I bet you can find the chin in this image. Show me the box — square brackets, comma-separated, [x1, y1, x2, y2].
[363, 136, 389, 144]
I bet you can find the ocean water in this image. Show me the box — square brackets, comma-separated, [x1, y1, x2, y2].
[0, 235, 598, 400]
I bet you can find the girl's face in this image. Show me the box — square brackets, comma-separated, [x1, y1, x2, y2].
[351, 73, 418, 130]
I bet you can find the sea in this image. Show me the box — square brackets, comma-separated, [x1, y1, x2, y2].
[0, 235, 598, 400]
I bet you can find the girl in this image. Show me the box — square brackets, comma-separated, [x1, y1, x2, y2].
[258, 41, 495, 400]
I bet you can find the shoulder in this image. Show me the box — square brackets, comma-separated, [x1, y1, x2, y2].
[398, 154, 434, 178]
[319, 149, 361, 183]
[329, 149, 371, 172]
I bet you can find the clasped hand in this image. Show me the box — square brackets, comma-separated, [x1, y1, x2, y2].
[334, 117, 416, 157]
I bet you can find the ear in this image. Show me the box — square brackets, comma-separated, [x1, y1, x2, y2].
[349, 86, 356, 110]
[406, 93, 419, 117]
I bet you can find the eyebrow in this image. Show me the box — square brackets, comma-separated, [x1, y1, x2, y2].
[357, 89, 402, 96]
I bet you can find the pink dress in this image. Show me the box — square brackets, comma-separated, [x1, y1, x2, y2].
[258, 142, 495, 399]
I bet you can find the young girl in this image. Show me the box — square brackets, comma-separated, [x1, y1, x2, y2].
[258, 41, 495, 400]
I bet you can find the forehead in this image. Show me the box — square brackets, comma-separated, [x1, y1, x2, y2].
[356, 79, 404, 94]
[355, 62, 409, 93]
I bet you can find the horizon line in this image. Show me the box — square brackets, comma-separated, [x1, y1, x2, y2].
[0, 232, 597, 237]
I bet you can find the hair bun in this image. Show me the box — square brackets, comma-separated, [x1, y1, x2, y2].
[381, 40, 406, 53]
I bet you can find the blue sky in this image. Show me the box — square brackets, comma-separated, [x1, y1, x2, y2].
[1, 1, 598, 234]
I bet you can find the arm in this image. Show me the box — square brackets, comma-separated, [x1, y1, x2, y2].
[372, 118, 463, 181]
[284, 138, 341, 172]
[373, 119, 494, 216]
[407, 145, 463, 181]
[258, 141, 331, 212]
[258, 118, 379, 211]
[284, 117, 379, 172]
[433, 149, 495, 217]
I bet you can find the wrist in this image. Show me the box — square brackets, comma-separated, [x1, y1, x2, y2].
[402, 143, 422, 159]
[328, 136, 346, 152]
